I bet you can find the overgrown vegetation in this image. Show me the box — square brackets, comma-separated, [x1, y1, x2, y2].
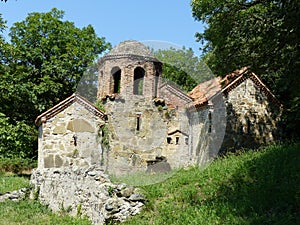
[0, 157, 36, 174]
[1, 143, 298, 224]
[122, 142, 300, 224]
[0, 200, 92, 225]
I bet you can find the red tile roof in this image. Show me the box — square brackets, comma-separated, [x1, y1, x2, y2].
[189, 67, 281, 109]
[35, 93, 106, 126]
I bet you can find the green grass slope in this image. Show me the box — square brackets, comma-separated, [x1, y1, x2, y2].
[124, 143, 300, 225]
[0, 143, 299, 224]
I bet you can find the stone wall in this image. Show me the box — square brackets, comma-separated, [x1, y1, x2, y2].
[38, 102, 105, 169]
[103, 96, 191, 176]
[221, 78, 281, 151]
[30, 166, 144, 225]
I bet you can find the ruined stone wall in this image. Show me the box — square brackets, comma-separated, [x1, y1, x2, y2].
[38, 102, 105, 169]
[30, 166, 144, 225]
[221, 78, 281, 151]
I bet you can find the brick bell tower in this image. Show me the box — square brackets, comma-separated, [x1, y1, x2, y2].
[97, 40, 162, 101]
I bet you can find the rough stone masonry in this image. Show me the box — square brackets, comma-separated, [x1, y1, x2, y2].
[30, 165, 145, 224]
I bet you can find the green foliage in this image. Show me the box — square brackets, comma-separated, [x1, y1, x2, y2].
[157, 105, 163, 111]
[95, 99, 106, 112]
[0, 113, 37, 159]
[0, 157, 36, 174]
[76, 203, 82, 217]
[123, 143, 300, 224]
[191, 0, 300, 138]
[100, 124, 110, 149]
[0, 9, 110, 159]
[77, 62, 100, 103]
[154, 47, 213, 92]
[6, 8, 110, 120]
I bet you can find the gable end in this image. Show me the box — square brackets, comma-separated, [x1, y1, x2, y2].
[35, 93, 106, 126]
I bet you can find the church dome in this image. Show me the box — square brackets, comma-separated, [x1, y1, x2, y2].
[102, 40, 160, 62]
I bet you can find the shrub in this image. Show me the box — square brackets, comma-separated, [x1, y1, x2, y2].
[0, 157, 37, 174]
[0, 113, 37, 159]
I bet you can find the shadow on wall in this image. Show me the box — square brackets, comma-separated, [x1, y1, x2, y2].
[205, 143, 300, 224]
[220, 101, 281, 153]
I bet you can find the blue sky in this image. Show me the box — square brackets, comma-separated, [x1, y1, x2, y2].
[0, 0, 204, 56]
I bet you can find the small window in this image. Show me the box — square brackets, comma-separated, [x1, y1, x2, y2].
[167, 137, 172, 144]
[175, 137, 179, 145]
[246, 118, 251, 134]
[136, 116, 140, 131]
[185, 137, 189, 145]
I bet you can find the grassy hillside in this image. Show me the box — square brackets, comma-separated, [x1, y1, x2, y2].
[0, 142, 299, 224]
[124, 143, 300, 225]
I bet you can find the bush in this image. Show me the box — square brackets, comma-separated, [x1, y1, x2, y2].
[0, 113, 37, 159]
[0, 157, 37, 174]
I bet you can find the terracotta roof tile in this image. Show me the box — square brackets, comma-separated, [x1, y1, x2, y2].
[189, 77, 222, 106]
[189, 67, 281, 109]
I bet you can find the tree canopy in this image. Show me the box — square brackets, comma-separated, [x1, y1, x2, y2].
[0, 9, 110, 158]
[191, 0, 300, 138]
[153, 47, 213, 92]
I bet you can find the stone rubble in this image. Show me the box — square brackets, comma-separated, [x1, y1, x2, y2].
[30, 165, 145, 225]
[0, 188, 28, 202]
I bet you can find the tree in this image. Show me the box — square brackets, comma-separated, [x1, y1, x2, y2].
[191, 0, 300, 138]
[76, 62, 99, 103]
[0, 9, 110, 159]
[154, 47, 213, 92]
[4, 8, 110, 121]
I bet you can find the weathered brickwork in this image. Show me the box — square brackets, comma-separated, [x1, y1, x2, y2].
[97, 41, 162, 101]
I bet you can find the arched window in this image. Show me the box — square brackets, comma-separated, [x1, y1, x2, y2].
[154, 71, 160, 97]
[133, 67, 145, 95]
[111, 67, 121, 94]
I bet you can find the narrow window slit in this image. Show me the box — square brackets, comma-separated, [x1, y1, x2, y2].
[136, 116, 140, 131]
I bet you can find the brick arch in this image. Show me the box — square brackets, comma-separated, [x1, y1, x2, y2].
[111, 66, 121, 94]
[133, 67, 145, 95]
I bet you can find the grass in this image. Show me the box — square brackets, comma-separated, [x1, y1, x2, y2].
[0, 163, 92, 225]
[122, 142, 300, 225]
[0, 174, 30, 193]
[110, 169, 178, 186]
[0, 200, 92, 225]
[0, 142, 299, 224]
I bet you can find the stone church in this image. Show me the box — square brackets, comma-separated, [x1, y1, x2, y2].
[35, 40, 282, 176]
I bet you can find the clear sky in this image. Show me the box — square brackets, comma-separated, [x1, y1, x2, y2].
[0, 0, 204, 56]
